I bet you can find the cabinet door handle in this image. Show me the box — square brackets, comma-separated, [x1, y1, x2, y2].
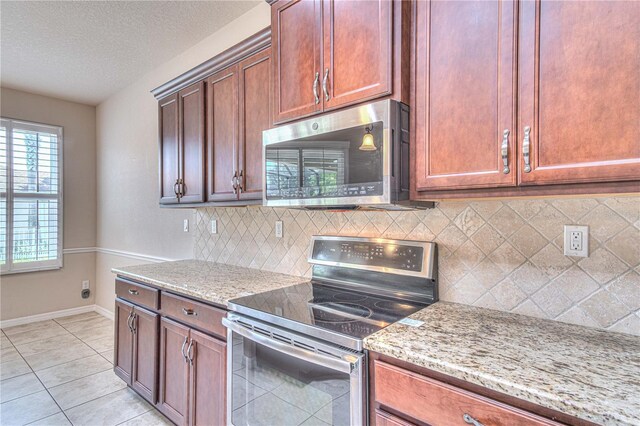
[178, 178, 185, 197]
[128, 289, 139, 296]
[313, 71, 320, 105]
[322, 68, 330, 101]
[181, 335, 189, 363]
[232, 171, 238, 194]
[173, 179, 180, 197]
[182, 308, 197, 317]
[463, 413, 485, 426]
[187, 339, 194, 365]
[523, 126, 532, 173]
[238, 170, 244, 192]
[501, 129, 510, 174]
[131, 313, 137, 334]
[126, 311, 134, 333]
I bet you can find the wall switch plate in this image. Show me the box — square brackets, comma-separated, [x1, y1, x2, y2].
[211, 219, 217, 234]
[564, 225, 589, 257]
[275, 221, 283, 238]
[183, 219, 189, 233]
[82, 280, 90, 290]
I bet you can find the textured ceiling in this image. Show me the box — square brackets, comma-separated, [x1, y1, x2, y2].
[0, 1, 260, 105]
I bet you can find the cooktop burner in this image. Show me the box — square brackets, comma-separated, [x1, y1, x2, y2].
[228, 281, 427, 346]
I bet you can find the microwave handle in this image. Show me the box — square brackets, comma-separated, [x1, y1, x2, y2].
[222, 317, 358, 375]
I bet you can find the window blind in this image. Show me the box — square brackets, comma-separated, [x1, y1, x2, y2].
[0, 118, 63, 274]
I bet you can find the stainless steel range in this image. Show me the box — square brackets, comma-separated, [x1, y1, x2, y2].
[223, 236, 438, 426]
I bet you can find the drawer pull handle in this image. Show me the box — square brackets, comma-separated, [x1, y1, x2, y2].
[501, 129, 510, 174]
[182, 308, 197, 317]
[463, 414, 485, 426]
[128, 289, 139, 295]
[181, 336, 189, 363]
[187, 339, 194, 365]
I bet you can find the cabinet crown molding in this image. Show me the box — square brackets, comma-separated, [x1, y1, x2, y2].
[151, 27, 271, 100]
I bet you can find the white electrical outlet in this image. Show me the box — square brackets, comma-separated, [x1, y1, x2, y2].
[82, 280, 90, 290]
[211, 219, 217, 234]
[183, 219, 189, 232]
[564, 225, 589, 257]
[275, 221, 283, 238]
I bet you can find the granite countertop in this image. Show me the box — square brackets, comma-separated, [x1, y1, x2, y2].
[364, 302, 640, 425]
[112, 259, 308, 307]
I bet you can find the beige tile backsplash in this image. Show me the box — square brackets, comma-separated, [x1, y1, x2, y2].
[194, 196, 639, 336]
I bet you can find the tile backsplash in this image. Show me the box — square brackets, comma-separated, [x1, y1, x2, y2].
[195, 196, 639, 336]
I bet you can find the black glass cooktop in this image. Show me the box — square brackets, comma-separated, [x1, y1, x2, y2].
[228, 281, 427, 348]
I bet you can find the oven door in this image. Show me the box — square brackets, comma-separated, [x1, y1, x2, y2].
[223, 313, 366, 426]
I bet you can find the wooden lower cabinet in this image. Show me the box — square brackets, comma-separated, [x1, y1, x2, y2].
[115, 299, 159, 405]
[114, 279, 228, 426]
[158, 317, 227, 426]
[159, 317, 191, 425]
[189, 329, 226, 426]
[371, 358, 566, 426]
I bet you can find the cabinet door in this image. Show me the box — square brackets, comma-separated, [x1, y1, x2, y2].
[114, 299, 134, 385]
[238, 48, 271, 201]
[159, 94, 180, 204]
[131, 306, 159, 404]
[158, 318, 190, 426]
[322, 0, 392, 111]
[178, 82, 205, 203]
[206, 66, 239, 202]
[518, 1, 640, 185]
[188, 329, 226, 426]
[272, 0, 323, 123]
[414, 0, 517, 191]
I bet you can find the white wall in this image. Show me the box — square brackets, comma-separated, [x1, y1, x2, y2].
[0, 87, 97, 320]
[94, 3, 271, 312]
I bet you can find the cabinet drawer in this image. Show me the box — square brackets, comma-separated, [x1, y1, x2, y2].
[116, 278, 159, 310]
[373, 360, 559, 426]
[160, 292, 226, 340]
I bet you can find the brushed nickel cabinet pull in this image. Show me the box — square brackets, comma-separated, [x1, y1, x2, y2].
[187, 339, 194, 365]
[131, 313, 137, 334]
[323, 68, 330, 101]
[238, 170, 244, 192]
[126, 311, 134, 332]
[232, 171, 238, 194]
[182, 308, 197, 317]
[128, 289, 139, 296]
[463, 413, 485, 426]
[523, 126, 532, 173]
[501, 129, 510, 174]
[173, 179, 180, 197]
[313, 72, 320, 105]
[178, 178, 185, 197]
[181, 335, 189, 363]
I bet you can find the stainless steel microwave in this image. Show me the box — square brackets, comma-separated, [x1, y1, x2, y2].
[262, 100, 412, 209]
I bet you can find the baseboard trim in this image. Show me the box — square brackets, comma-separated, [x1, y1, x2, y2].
[93, 304, 115, 321]
[0, 304, 115, 328]
[62, 247, 175, 263]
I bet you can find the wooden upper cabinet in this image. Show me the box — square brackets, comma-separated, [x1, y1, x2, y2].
[238, 48, 271, 201]
[518, 1, 640, 186]
[272, 0, 322, 123]
[178, 83, 205, 203]
[158, 94, 180, 204]
[322, 0, 392, 111]
[188, 329, 226, 426]
[414, 0, 517, 191]
[206, 66, 239, 202]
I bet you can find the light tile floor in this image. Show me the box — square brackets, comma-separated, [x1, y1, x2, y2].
[0, 312, 172, 426]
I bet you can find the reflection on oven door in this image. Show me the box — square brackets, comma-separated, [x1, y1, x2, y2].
[231, 333, 352, 426]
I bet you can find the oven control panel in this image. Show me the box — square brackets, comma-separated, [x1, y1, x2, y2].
[311, 238, 425, 272]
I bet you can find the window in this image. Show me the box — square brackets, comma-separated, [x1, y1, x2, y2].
[0, 118, 63, 274]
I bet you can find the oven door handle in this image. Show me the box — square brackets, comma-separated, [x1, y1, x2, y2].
[222, 317, 358, 375]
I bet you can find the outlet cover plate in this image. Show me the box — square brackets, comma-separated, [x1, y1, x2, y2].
[82, 280, 90, 290]
[211, 219, 217, 234]
[564, 225, 589, 257]
[183, 219, 189, 233]
[275, 221, 283, 238]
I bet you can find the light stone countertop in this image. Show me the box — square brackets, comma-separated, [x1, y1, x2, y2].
[364, 302, 640, 425]
[112, 259, 308, 307]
